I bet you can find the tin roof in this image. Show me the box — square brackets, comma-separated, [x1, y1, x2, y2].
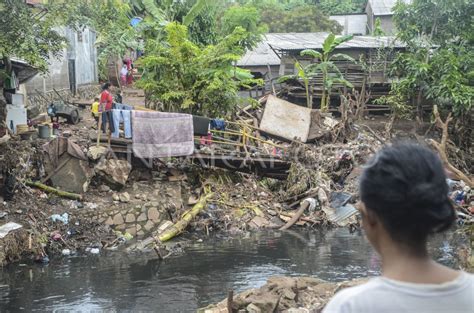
[236, 38, 281, 67]
[265, 33, 404, 52]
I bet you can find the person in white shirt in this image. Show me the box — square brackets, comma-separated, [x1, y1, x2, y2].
[324, 143, 473, 313]
[120, 63, 128, 86]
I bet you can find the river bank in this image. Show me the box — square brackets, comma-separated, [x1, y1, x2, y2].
[1, 89, 472, 267]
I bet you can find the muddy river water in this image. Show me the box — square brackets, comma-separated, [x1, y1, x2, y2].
[0, 229, 461, 312]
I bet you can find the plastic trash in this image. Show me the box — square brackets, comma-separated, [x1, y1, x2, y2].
[90, 248, 100, 254]
[35, 255, 49, 264]
[51, 232, 62, 241]
[62, 249, 71, 256]
[123, 232, 133, 241]
[50, 213, 69, 224]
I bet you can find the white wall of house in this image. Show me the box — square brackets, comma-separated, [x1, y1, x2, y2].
[72, 28, 98, 86]
[25, 28, 70, 94]
[25, 26, 98, 95]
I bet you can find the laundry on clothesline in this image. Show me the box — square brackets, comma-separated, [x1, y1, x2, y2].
[131, 111, 194, 158]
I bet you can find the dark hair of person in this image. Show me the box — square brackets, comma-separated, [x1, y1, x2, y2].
[94, 97, 99, 101]
[360, 143, 455, 250]
[102, 82, 111, 91]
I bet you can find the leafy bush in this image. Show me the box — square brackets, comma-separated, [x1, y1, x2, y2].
[136, 22, 262, 118]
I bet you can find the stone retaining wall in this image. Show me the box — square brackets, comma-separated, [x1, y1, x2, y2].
[97, 203, 165, 237]
[26, 84, 101, 118]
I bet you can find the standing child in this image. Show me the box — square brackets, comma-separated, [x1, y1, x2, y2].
[120, 63, 128, 87]
[91, 97, 100, 123]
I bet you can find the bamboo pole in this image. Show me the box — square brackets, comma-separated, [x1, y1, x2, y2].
[25, 180, 83, 200]
[158, 193, 213, 242]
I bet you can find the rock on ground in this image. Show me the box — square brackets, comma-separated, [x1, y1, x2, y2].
[198, 276, 368, 313]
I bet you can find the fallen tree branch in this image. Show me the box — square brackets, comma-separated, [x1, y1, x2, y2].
[279, 212, 319, 224]
[427, 106, 472, 187]
[279, 201, 310, 230]
[25, 180, 83, 200]
[158, 193, 213, 242]
[360, 124, 386, 144]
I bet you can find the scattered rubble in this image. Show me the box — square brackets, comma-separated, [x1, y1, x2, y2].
[0, 91, 472, 267]
[198, 276, 368, 313]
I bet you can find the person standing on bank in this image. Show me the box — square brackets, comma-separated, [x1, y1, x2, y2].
[99, 82, 115, 134]
[323, 143, 473, 313]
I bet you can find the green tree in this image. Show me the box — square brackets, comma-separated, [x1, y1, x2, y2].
[0, 0, 68, 74]
[128, 0, 217, 45]
[390, 0, 473, 118]
[221, 5, 266, 50]
[136, 23, 262, 117]
[260, 4, 342, 33]
[301, 34, 355, 112]
[279, 61, 313, 108]
[318, 0, 367, 14]
[76, 0, 141, 82]
[372, 17, 385, 36]
[0, 0, 73, 124]
[279, 34, 355, 111]
[318, 0, 356, 14]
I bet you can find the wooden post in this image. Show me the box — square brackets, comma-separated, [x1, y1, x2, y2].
[227, 289, 234, 313]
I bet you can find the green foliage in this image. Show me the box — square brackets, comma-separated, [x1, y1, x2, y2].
[278, 34, 354, 110]
[317, 0, 367, 14]
[129, 0, 218, 46]
[136, 23, 262, 117]
[279, 61, 312, 108]
[260, 4, 342, 33]
[0, 0, 69, 73]
[221, 5, 266, 50]
[74, 0, 140, 82]
[301, 33, 355, 112]
[392, 0, 474, 115]
[375, 86, 413, 119]
[372, 17, 385, 36]
[318, 0, 356, 14]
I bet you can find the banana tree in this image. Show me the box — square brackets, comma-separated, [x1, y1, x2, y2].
[129, 0, 213, 27]
[301, 33, 356, 112]
[278, 61, 313, 108]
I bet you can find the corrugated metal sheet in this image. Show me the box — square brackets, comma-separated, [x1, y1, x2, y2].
[367, 0, 411, 16]
[329, 14, 368, 35]
[236, 37, 280, 67]
[266, 32, 405, 52]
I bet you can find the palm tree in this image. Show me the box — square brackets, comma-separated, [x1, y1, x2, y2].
[301, 33, 356, 112]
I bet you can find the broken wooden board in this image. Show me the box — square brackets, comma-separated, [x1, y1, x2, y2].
[259, 95, 312, 142]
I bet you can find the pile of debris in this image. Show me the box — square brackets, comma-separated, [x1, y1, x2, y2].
[199, 276, 367, 313]
[1, 90, 472, 266]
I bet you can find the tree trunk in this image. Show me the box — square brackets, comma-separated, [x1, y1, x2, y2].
[0, 56, 13, 126]
[279, 201, 310, 230]
[427, 106, 472, 187]
[304, 79, 312, 108]
[114, 55, 122, 89]
[157, 193, 213, 242]
[25, 180, 83, 200]
[321, 72, 328, 112]
[416, 89, 423, 122]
